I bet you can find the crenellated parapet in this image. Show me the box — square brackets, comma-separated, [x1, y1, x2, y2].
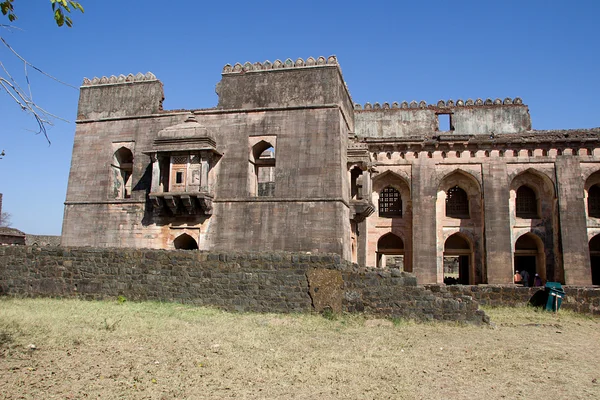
[354, 97, 523, 110]
[81, 72, 157, 87]
[217, 55, 353, 128]
[222, 56, 338, 74]
[77, 72, 163, 120]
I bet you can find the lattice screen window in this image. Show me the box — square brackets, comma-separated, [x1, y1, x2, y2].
[446, 186, 469, 218]
[378, 186, 402, 217]
[516, 185, 538, 218]
[589, 185, 600, 218]
[170, 155, 188, 191]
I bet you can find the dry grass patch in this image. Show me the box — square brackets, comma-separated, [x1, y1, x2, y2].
[0, 298, 599, 399]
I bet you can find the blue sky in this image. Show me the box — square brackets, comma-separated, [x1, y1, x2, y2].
[0, 0, 599, 235]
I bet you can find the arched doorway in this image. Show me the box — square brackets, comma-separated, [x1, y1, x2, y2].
[443, 233, 472, 284]
[174, 233, 198, 250]
[377, 233, 404, 269]
[514, 233, 545, 285]
[589, 235, 600, 285]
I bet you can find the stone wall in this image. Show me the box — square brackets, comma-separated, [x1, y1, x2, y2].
[25, 234, 61, 247]
[426, 285, 600, 315]
[0, 246, 488, 324]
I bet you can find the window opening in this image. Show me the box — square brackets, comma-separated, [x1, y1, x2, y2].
[251, 141, 276, 197]
[437, 113, 453, 131]
[378, 186, 402, 217]
[350, 167, 363, 199]
[113, 147, 133, 199]
[516, 185, 538, 218]
[170, 155, 188, 192]
[445, 186, 469, 218]
[589, 185, 600, 218]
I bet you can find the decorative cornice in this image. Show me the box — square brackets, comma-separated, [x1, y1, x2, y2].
[222, 56, 338, 74]
[354, 97, 523, 110]
[82, 72, 157, 87]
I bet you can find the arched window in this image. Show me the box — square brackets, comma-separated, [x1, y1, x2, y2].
[378, 186, 402, 217]
[250, 141, 275, 197]
[516, 185, 539, 218]
[445, 186, 469, 218]
[588, 185, 600, 218]
[112, 147, 133, 199]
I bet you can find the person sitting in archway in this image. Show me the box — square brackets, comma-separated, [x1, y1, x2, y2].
[533, 273, 543, 287]
[514, 270, 522, 284]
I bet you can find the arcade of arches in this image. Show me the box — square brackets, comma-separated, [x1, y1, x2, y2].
[356, 166, 600, 286]
[62, 58, 600, 289]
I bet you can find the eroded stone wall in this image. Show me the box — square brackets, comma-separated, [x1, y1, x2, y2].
[0, 246, 488, 324]
[426, 285, 600, 315]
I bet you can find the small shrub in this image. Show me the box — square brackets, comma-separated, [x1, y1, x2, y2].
[117, 295, 127, 304]
[102, 318, 122, 332]
[320, 307, 337, 321]
[0, 331, 13, 346]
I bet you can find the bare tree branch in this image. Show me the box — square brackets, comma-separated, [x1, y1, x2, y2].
[1, 37, 77, 89]
[1, 33, 76, 143]
[0, 2, 85, 143]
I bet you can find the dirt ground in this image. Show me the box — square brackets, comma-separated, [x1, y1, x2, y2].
[0, 298, 599, 399]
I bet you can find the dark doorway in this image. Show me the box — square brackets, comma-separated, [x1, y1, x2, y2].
[514, 233, 545, 284]
[377, 233, 404, 269]
[174, 233, 199, 250]
[515, 256, 536, 286]
[588, 234, 600, 285]
[443, 234, 472, 285]
[591, 257, 600, 285]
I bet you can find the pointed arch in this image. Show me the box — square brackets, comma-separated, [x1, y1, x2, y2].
[249, 139, 276, 197]
[510, 168, 555, 197]
[438, 169, 481, 194]
[173, 233, 198, 250]
[514, 232, 546, 285]
[376, 232, 404, 268]
[584, 170, 600, 218]
[112, 147, 133, 199]
[443, 232, 473, 284]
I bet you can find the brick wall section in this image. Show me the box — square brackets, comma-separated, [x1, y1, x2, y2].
[425, 285, 600, 315]
[0, 246, 489, 324]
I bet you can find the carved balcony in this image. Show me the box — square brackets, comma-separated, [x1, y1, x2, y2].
[350, 199, 375, 222]
[149, 191, 213, 216]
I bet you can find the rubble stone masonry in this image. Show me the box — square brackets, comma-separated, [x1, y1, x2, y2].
[0, 246, 490, 324]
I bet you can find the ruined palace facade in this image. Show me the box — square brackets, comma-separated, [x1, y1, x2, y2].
[62, 56, 600, 286]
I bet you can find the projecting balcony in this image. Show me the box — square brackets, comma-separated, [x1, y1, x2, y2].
[149, 191, 214, 216]
[350, 199, 375, 222]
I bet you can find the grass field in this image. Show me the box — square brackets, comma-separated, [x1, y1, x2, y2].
[1, 298, 599, 399]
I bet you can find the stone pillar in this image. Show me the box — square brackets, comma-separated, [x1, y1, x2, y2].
[150, 153, 161, 193]
[357, 219, 367, 266]
[201, 157, 210, 192]
[411, 157, 438, 284]
[556, 157, 592, 285]
[483, 160, 514, 284]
